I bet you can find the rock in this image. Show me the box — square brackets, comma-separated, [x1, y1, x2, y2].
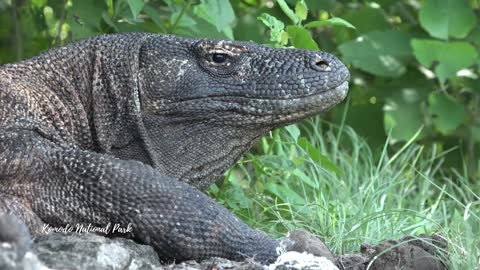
[32, 233, 162, 270]
[334, 235, 447, 270]
[1, 233, 335, 270]
[169, 257, 264, 270]
[269, 252, 338, 270]
[0, 243, 48, 270]
[399, 233, 448, 257]
[363, 239, 446, 270]
[0, 214, 31, 258]
[336, 254, 366, 270]
[282, 230, 336, 263]
[0, 243, 20, 270]
[0, 231, 448, 270]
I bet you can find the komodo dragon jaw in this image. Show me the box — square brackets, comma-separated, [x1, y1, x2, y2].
[0, 33, 349, 263]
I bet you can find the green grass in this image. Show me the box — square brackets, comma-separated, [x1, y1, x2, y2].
[210, 117, 480, 269]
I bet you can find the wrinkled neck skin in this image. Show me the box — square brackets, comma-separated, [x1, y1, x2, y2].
[141, 116, 270, 190]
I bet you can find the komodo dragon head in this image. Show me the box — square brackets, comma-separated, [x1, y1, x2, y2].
[113, 34, 350, 189]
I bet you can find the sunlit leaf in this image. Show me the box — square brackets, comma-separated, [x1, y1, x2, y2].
[383, 89, 426, 142]
[305, 17, 356, 29]
[127, 0, 144, 18]
[194, 0, 235, 37]
[428, 92, 465, 135]
[298, 137, 342, 175]
[411, 39, 478, 85]
[339, 31, 411, 77]
[294, 0, 308, 22]
[286, 25, 318, 50]
[258, 13, 287, 46]
[419, 0, 476, 40]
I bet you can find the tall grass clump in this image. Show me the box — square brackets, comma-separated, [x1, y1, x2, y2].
[210, 116, 480, 269]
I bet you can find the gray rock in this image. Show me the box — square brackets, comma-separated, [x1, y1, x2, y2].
[362, 239, 446, 270]
[0, 214, 31, 258]
[0, 232, 447, 270]
[32, 233, 162, 270]
[1, 233, 336, 270]
[268, 252, 338, 270]
[282, 230, 336, 263]
[336, 254, 366, 270]
[0, 243, 48, 270]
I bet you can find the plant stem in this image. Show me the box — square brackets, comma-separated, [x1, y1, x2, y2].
[12, 0, 22, 61]
[277, 0, 298, 25]
[55, 0, 68, 46]
[169, 0, 192, 34]
[467, 93, 479, 179]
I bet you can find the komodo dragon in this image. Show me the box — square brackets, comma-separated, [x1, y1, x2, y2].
[0, 33, 349, 262]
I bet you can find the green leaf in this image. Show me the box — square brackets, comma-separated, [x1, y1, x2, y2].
[277, 0, 298, 24]
[102, 12, 119, 32]
[265, 182, 306, 205]
[31, 0, 47, 8]
[285, 124, 300, 142]
[194, 0, 235, 35]
[292, 169, 319, 189]
[286, 25, 319, 50]
[428, 92, 465, 135]
[384, 89, 426, 142]
[258, 155, 296, 171]
[339, 31, 412, 77]
[43, 6, 54, 24]
[258, 13, 287, 46]
[67, 0, 106, 38]
[411, 39, 478, 85]
[298, 137, 342, 175]
[341, 6, 389, 35]
[202, 0, 235, 32]
[106, 0, 114, 17]
[305, 0, 335, 12]
[305, 17, 356, 29]
[127, 0, 144, 18]
[466, 26, 480, 47]
[473, 125, 480, 143]
[294, 0, 308, 22]
[143, 4, 166, 32]
[419, 0, 477, 40]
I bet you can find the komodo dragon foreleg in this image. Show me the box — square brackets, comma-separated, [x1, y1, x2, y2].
[0, 128, 279, 262]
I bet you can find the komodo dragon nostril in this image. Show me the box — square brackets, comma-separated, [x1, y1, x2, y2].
[311, 56, 331, 72]
[316, 60, 329, 68]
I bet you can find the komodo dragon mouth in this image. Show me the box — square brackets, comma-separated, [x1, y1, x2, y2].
[153, 80, 349, 126]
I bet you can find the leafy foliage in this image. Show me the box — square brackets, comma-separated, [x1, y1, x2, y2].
[419, 0, 477, 40]
[339, 30, 411, 77]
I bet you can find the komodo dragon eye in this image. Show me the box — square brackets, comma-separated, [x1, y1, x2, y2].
[211, 53, 228, 64]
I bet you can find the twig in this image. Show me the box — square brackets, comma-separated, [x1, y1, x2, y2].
[55, 0, 68, 46]
[169, 0, 192, 34]
[467, 93, 479, 179]
[12, 0, 22, 60]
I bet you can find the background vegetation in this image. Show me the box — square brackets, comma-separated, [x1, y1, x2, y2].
[0, 0, 479, 268]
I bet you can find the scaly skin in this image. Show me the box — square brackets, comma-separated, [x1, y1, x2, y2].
[0, 33, 349, 262]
